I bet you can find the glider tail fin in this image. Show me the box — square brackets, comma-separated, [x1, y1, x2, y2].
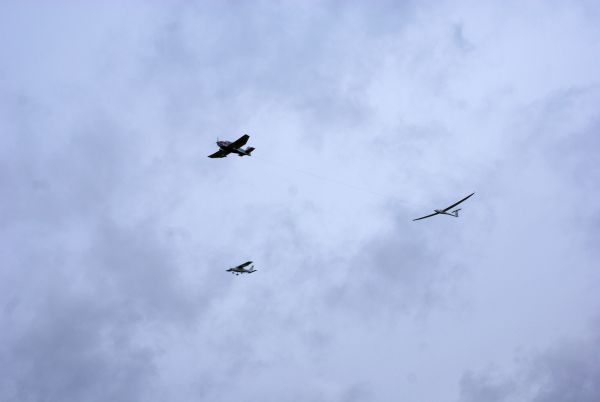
[245, 147, 255, 155]
[452, 208, 461, 217]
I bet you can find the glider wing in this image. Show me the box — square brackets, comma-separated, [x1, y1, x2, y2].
[413, 212, 439, 221]
[442, 192, 475, 212]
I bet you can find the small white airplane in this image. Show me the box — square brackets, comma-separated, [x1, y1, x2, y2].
[413, 192, 475, 221]
[226, 261, 257, 275]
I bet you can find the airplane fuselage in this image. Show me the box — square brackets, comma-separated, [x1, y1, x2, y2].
[226, 265, 256, 275]
[217, 141, 252, 156]
[227, 269, 256, 275]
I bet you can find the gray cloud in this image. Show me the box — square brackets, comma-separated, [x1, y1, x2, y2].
[0, 114, 197, 401]
[458, 322, 600, 402]
[459, 370, 515, 402]
[528, 331, 600, 402]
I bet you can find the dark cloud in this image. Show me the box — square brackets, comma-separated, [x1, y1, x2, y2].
[0, 57, 200, 402]
[458, 370, 515, 402]
[321, 218, 464, 321]
[528, 334, 600, 402]
[0, 126, 198, 401]
[458, 323, 600, 402]
[0, 285, 157, 402]
[455, 87, 600, 402]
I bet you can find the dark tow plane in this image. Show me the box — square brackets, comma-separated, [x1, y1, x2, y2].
[226, 261, 256, 275]
[413, 192, 475, 221]
[208, 134, 255, 158]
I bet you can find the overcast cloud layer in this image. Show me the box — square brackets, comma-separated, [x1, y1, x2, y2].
[1, 1, 600, 401]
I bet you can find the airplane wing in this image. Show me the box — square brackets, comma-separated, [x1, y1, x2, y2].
[442, 192, 475, 212]
[229, 134, 249, 149]
[413, 212, 439, 221]
[237, 261, 253, 269]
[208, 149, 230, 158]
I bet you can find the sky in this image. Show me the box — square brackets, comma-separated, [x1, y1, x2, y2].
[1, 1, 600, 401]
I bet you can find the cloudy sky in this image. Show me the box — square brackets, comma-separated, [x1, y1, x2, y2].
[1, 1, 600, 401]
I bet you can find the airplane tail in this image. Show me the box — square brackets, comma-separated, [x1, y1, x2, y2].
[245, 147, 255, 155]
[452, 208, 461, 217]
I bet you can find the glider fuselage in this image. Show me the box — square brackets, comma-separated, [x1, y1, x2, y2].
[434, 209, 452, 215]
[434, 209, 461, 217]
